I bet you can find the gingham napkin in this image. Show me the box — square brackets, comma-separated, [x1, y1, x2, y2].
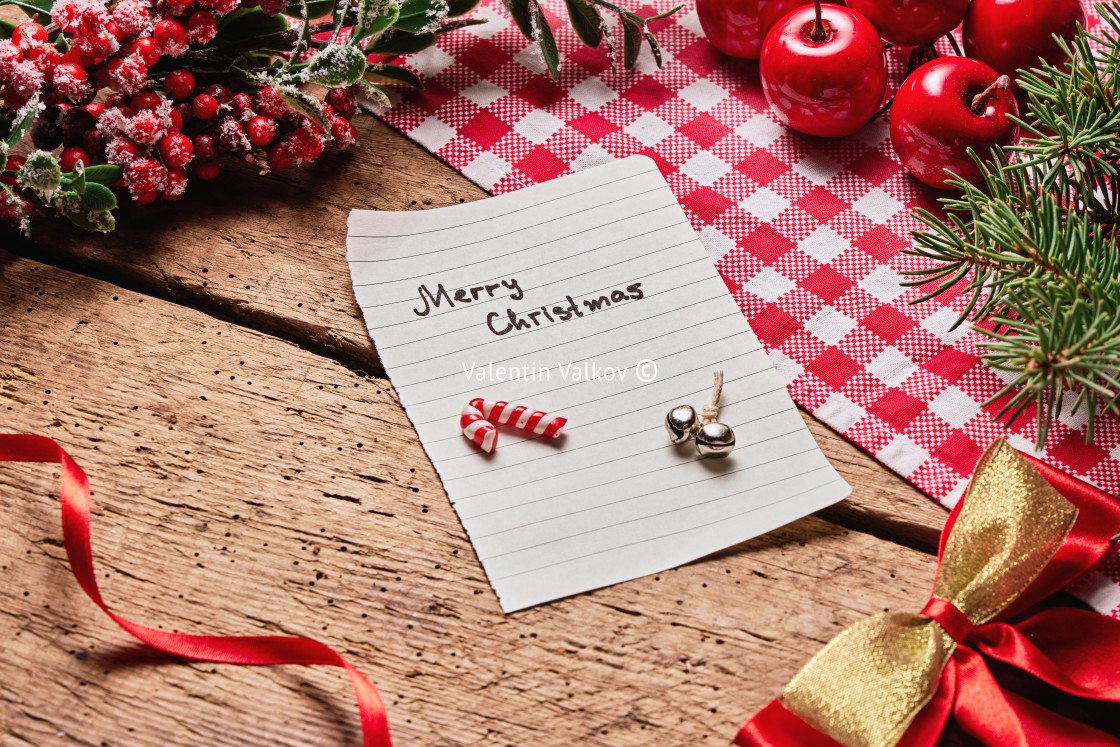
[374, 1, 1120, 616]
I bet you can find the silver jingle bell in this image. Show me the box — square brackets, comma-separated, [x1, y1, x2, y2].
[696, 422, 735, 458]
[665, 404, 698, 444]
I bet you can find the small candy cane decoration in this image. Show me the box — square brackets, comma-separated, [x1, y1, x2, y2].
[469, 398, 567, 439]
[461, 404, 498, 453]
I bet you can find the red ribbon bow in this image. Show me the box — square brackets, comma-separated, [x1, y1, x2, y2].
[0, 434, 392, 746]
[737, 445, 1120, 747]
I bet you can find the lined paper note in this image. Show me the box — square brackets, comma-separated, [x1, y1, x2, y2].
[347, 156, 850, 612]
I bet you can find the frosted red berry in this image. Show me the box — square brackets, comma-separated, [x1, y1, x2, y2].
[216, 116, 246, 151]
[205, 83, 231, 105]
[266, 142, 294, 170]
[126, 156, 166, 200]
[331, 116, 358, 149]
[108, 55, 147, 94]
[54, 62, 92, 103]
[60, 146, 93, 172]
[127, 108, 167, 144]
[255, 86, 289, 119]
[287, 126, 324, 163]
[153, 18, 188, 57]
[193, 133, 217, 160]
[105, 136, 141, 166]
[158, 132, 194, 169]
[187, 10, 217, 43]
[326, 87, 357, 118]
[162, 168, 188, 200]
[247, 115, 278, 147]
[195, 159, 220, 180]
[231, 92, 254, 119]
[164, 69, 195, 99]
[131, 90, 163, 111]
[130, 37, 161, 67]
[15, 21, 48, 49]
[192, 93, 218, 119]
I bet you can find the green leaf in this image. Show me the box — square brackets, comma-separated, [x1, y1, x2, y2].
[276, 86, 332, 132]
[366, 62, 423, 88]
[621, 15, 642, 69]
[54, 192, 115, 233]
[68, 161, 86, 195]
[502, 0, 534, 39]
[305, 43, 368, 86]
[353, 0, 400, 39]
[82, 164, 123, 184]
[644, 3, 683, 22]
[358, 79, 392, 108]
[79, 182, 118, 211]
[447, 0, 480, 17]
[5, 92, 38, 149]
[563, 0, 602, 48]
[365, 27, 438, 54]
[436, 16, 486, 34]
[18, 150, 62, 195]
[1, 0, 53, 16]
[0, 18, 16, 39]
[394, 0, 450, 33]
[215, 7, 290, 41]
[534, 3, 560, 79]
[644, 29, 661, 67]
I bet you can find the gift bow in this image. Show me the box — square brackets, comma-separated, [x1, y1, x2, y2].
[736, 439, 1120, 747]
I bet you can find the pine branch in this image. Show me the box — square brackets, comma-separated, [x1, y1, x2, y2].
[905, 2, 1120, 447]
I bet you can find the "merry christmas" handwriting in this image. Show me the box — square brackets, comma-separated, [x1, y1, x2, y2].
[411, 278, 646, 336]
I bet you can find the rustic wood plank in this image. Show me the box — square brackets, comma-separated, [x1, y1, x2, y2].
[8, 113, 949, 553]
[0, 251, 939, 746]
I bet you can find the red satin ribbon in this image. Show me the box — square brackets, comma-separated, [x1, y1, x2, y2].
[0, 434, 392, 746]
[736, 445, 1120, 747]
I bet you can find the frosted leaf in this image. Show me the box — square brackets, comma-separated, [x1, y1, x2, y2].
[305, 43, 368, 86]
[18, 150, 63, 198]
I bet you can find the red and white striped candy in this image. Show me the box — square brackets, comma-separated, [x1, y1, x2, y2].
[461, 404, 498, 453]
[469, 398, 567, 439]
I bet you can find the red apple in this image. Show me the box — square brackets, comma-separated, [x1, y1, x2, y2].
[846, 0, 970, 46]
[697, 0, 816, 59]
[890, 57, 1020, 189]
[963, 0, 1086, 78]
[760, 1, 887, 137]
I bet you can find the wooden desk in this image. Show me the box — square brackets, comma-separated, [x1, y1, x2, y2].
[0, 113, 951, 746]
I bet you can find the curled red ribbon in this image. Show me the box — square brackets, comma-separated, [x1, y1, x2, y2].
[0, 434, 392, 746]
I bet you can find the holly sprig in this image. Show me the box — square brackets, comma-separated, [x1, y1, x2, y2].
[502, 0, 681, 78]
[903, 2, 1120, 447]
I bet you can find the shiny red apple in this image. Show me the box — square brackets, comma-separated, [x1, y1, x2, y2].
[890, 57, 1020, 189]
[846, 0, 970, 46]
[963, 0, 1086, 77]
[697, 0, 812, 59]
[760, 1, 886, 137]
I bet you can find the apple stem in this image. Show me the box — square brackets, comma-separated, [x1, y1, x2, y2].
[971, 75, 1012, 113]
[810, 0, 826, 42]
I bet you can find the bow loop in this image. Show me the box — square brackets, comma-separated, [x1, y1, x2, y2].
[933, 441, 1078, 626]
[738, 440, 1120, 747]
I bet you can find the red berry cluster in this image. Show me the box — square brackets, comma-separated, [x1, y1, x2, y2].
[24, 77, 360, 205]
[0, 0, 364, 227]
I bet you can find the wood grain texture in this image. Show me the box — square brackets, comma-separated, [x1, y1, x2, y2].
[0, 252, 939, 747]
[7, 113, 948, 553]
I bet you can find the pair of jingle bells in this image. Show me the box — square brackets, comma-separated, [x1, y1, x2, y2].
[665, 405, 735, 458]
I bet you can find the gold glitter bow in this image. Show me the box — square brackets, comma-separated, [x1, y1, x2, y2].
[776, 440, 1079, 747]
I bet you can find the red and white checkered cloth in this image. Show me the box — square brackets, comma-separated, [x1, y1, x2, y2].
[374, 1, 1120, 615]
